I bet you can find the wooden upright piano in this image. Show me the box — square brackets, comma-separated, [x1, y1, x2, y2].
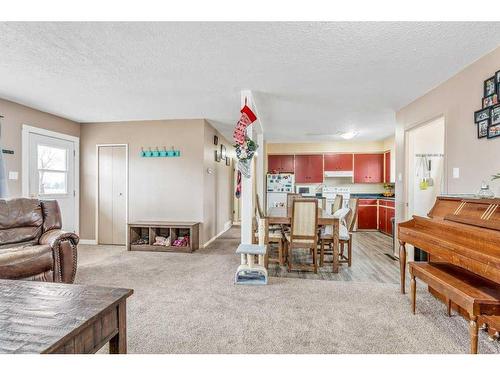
[398, 196, 500, 350]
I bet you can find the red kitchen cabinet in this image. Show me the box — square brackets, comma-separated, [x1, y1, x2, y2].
[354, 154, 384, 183]
[357, 200, 378, 230]
[324, 153, 353, 171]
[268, 155, 294, 173]
[378, 206, 387, 233]
[386, 207, 395, 235]
[294, 155, 323, 183]
[378, 199, 395, 236]
[384, 151, 391, 183]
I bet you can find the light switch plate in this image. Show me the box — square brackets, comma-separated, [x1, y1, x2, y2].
[452, 168, 460, 179]
[8, 171, 18, 180]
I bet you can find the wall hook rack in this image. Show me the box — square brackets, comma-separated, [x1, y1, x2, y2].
[141, 146, 180, 158]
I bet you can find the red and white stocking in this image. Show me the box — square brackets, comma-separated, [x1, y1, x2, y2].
[233, 102, 257, 145]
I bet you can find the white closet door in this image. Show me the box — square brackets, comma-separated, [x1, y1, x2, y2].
[111, 146, 126, 244]
[98, 146, 126, 245]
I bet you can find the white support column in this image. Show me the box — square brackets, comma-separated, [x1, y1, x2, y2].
[239, 90, 263, 245]
[256, 132, 265, 210]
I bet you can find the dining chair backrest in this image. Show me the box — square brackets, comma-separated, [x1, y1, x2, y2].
[256, 194, 265, 219]
[318, 197, 326, 210]
[287, 193, 301, 209]
[290, 199, 319, 245]
[346, 198, 359, 232]
[331, 195, 343, 214]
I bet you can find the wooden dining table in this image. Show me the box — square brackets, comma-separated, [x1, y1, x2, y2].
[266, 206, 341, 272]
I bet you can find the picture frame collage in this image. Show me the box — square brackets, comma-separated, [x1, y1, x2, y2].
[474, 70, 500, 139]
[213, 135, 231, 166]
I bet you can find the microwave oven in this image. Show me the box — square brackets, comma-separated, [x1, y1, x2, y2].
[296, 186, 314, 196]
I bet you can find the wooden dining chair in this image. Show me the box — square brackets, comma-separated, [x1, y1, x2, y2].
[339, 198, 359, 267]
[318, 206, 350, 268]
[253, 195, 285, 266]
[285, 199, 319, 273]
[331, 194, 343, 214]
[286, 193, 301, 209]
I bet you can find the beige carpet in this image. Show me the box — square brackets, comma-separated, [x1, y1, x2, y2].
[75, 227, 499, 354]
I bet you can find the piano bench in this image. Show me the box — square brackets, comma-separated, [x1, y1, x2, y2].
[478, 315, 500, 342]
[408, 262, 500, 354]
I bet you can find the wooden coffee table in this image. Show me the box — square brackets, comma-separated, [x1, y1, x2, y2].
[0, 279, 133, 354]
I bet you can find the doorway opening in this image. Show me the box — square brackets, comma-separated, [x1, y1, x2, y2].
[405, 116, 445, 259]
[96, 144, 128, 245]
[22, 125, 79, 233]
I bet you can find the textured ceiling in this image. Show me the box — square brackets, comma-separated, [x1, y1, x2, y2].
[0, 22, 499, 141]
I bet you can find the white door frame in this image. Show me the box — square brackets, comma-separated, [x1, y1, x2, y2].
[404, 114, 447, 221]
[22, 125, 80, 234]
[95, 144, 129, 245]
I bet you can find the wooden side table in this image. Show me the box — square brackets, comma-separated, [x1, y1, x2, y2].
[0, 279, 133, 354]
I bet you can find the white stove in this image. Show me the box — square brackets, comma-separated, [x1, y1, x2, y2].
[322, 186, 351, 209]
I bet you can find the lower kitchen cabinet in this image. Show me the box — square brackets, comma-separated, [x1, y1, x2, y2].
[378, 199, 395, 236]
[356, 198, 395, 236]
[357, 200, 378, 230]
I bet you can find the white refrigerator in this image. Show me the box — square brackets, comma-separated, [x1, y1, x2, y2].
[266, 173, 295, 210]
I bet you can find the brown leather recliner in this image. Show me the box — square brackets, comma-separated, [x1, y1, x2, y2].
[0, 198, 78, 283]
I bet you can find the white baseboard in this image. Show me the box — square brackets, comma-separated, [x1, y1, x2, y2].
[79, 239, 97, 245]
[203, 221, 233, 248]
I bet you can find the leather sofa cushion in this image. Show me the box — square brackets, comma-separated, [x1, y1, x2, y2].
[0, 198, 43, 229]
[0, 244, 53, 280]
[41, 200, 62, 232]
[0, 198, 43, 245]
[0, 226, 43, 247]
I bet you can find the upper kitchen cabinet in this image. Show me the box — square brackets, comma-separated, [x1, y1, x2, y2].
[324, 153, 353, 171]
[268, 155, 294, 173]
[384, 151, 391, 183]
[294, 155, 324, 183]
[353, 154, 384, 183]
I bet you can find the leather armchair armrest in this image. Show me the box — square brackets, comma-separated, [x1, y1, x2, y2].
[39, 229, 79, 283]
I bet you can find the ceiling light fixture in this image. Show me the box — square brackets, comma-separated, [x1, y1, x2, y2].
[340, 131, 358, 140]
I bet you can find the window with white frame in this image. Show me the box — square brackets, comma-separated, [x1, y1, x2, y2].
[37, 144, 68, 195]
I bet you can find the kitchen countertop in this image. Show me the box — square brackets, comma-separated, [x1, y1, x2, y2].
[350, 193, 395, 200]
[309, 193, 396, 200]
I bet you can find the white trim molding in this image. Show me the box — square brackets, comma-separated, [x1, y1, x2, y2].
[79, 239, 98, 245]
[21, 124, 80, 235]
[203, 221, 233, 248]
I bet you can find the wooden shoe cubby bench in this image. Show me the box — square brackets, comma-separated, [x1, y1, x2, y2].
[127, 221, 200, 253]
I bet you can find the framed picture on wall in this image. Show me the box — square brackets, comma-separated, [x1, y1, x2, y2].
[474, 107, 490, 122]
[477, 119, 489, 138]
[491, 104, 500, 125]
[214, 150, 221, 162]
[220, 144, 226, 160]
[484, 76, 496, 97]
[213, 135, 218, 145]
[496, 70, 500, 83]
[482, 94, 498, 109]
[487, 124, 500, 139]
[225, 157, 231, 166]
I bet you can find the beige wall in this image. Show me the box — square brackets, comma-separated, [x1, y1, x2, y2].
[80, 119, 233, 246]
[80, 119, 205, 240]
[0, 98, 80, 197]
[266, 140, 389, 154]
[395, 46, 500, 226]
[202, 121, 234, 243]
